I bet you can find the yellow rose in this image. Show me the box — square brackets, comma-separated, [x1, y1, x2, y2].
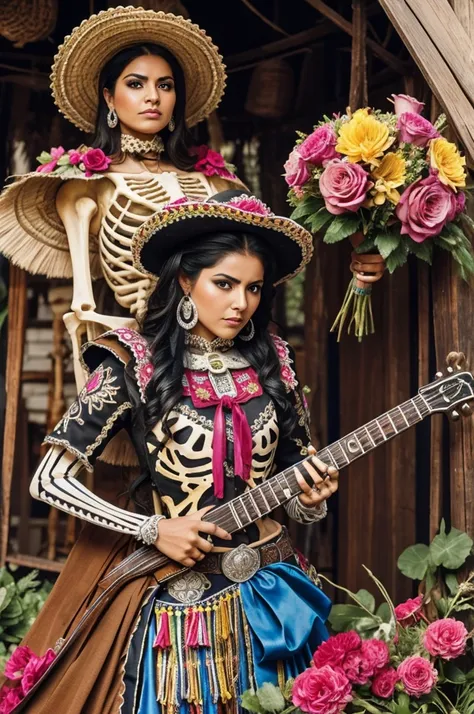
[429, 137, 466, 190]
[370, 152, 406, 205]
[336, 114, 394, 165]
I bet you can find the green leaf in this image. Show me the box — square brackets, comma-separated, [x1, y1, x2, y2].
[445, 573, 459, 595]
[443, 662, 466, 683]
[241, 689, 265, 714]
[308, 208, 332, 233]
[323, 214, 361, 244]
[376, 602, 392, 623]
[328, 604, 368, 631]
[385, 241, 409, 273]
[374, 232, 401, 259]
[409, 240, 433, 265]
[354, 589, 376, 613]
[355, 236, 376, 252]
[397, 543, 431, 580]
[352, 698, 388, 714]
[354, 617, 380, 636]
[290, 197, 324, 222]
[256, 683, 286, 712]
[429, 522, 473, 569]
[36, 151, 52, 164]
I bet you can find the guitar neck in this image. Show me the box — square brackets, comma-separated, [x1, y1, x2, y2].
[204, 393, 430, 534]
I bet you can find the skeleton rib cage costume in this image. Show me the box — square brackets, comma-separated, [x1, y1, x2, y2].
[28, 326, 329, 714]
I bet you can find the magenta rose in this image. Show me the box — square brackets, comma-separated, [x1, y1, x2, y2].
[0, 685, 24, 714]
[313, 631, 362, 669]
[292, 665, 353, 714]
[423, 618, 468, 660]
[360, 639, 390, 676]
[82, 148, 111, 176]
[396, 174, 457, 243]
[391, 93, 425, 116]
[21, 648, 56, 696]
[371, 667, 399, 699]
[319, 159, 371, 215]
[192, 145, 236, 179]
[299, 125, 340, 166]
[397, 656, 438, 697]
[397, 113, 440, 148]
[4, 646, 36, 681]
[341, 650, 371, 685]
[284, 148, 310, 187]
[394, 594, 423, 627]
[68, 149, 83, 165]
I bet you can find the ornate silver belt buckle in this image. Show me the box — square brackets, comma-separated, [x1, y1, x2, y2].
[221, 544, 261, 583]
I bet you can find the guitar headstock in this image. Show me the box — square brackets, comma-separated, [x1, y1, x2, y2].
[419, 352, 474, 419]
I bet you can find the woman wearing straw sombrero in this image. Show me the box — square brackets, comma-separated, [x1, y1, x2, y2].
[0, 8, 339, 714]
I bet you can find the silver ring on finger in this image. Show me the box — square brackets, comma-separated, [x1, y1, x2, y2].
[312, 485, 321, 494]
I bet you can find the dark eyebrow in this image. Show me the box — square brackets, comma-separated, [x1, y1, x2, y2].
[213, 273, 264, 285]
[123, 73, 174, 81]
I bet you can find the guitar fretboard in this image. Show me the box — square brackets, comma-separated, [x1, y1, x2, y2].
[203, 394, 429, 534]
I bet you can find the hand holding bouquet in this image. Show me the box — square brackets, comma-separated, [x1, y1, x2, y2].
[284, 94, 474, 340]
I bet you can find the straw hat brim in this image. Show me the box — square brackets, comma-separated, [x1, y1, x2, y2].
[132, 202, 314, 286]
[51, 6, 227, 133]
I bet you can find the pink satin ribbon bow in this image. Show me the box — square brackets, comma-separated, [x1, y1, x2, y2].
[212, 395, 253, 499]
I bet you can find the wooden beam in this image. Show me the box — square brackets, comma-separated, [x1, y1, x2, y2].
[378, 0, 474, 163]
[349, 0, 368, 108]
[225, 23, 335, 69]
[303, 0, 410, 75]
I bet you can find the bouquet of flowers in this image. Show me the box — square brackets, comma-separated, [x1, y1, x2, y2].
[284, 94, 474, 340]
[243, 520, 474, 713]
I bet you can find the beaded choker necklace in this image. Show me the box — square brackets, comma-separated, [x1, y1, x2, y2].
[184, 333, 234, 354]
[120, 134, 164, 157]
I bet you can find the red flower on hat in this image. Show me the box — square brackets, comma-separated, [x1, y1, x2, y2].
[191, 145, 237, 179]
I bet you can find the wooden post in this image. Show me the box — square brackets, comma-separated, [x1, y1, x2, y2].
[1, 265, 27, 566]
[349, 0, 368, 109]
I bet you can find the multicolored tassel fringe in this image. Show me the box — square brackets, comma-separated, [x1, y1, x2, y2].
[152, 585, 254, 714]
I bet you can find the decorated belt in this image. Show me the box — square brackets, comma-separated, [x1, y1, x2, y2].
[193, 527, 294, 583]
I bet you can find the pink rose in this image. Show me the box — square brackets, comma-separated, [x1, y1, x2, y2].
[396, 174, 457, 243]
[371, 667, 399, 699]
[35, 146, 65, 174]
[391, 94, 425, 116]
[21, 648, 56, 696]
[292, 665, 353, 714]
[341, 650, 371, 685]
[0, 685, 24, 714]
[454, 190, 466, 217]
[82, 148, 111, 176]
[299, 125, 340, 166]
[360, 639, 390, 676]
[397, 656, 438, 697]
[68, 149, 83, 165]
[284, 148, 310, 187]
[4, 646, 36, 681]
[192, 145, 236, 179]
[313, 631, 361, 669]
[397, 113, 440, 147]
[319, 159, 371, 215]
[394, 594, 423, 627]
[423, 618, 468, 660]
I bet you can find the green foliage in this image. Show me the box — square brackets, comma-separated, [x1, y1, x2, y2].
[323, 215, 361, 244]
[0, 566, 52, 672]
[374, 231, 401, 260]
[397, 544, 431, 580]
[430, 519, 473, 570]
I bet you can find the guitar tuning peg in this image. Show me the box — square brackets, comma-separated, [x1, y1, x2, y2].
[435, 371, 443, 379]
[461, 403, 473, 416]
[450, 410, 460, 421]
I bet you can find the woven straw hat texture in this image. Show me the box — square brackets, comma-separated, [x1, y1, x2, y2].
[50, 6, 227, 133]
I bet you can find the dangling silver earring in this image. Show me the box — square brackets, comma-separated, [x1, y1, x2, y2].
[168, 115, 176, 132]
[239, 319, 255, 341]
[107, 108, 118, 128]
[176, 294, 198, 330]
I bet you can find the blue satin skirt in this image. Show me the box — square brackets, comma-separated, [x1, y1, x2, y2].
[122, 561, 330, 714]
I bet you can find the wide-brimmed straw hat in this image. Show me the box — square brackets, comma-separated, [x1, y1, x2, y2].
[132, 190, 314, 285]
[50, 6, 227, 132]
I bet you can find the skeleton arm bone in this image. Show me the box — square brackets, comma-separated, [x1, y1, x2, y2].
[30, 445, 149, 535]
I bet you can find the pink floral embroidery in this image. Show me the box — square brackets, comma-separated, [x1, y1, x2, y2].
[183, 368, 262, 408]
[191, 145, 237, 180]
[271, 334, 298, 392]
[102, 328, 153, 403]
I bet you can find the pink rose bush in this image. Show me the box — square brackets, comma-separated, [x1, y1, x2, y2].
[423, 618, 468, 660]
[36, 146, 111, 177]
[319, 159, 372, 215]
[397, 655, 438, 697]
[284, 95, 472, 340]
[292, 665, 353, 714]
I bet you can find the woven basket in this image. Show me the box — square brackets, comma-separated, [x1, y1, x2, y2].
[0, 0, 57, 48]
[245, 58, 294, 119]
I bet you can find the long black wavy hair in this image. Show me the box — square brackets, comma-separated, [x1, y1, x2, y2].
[92, 43, 195, 171]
